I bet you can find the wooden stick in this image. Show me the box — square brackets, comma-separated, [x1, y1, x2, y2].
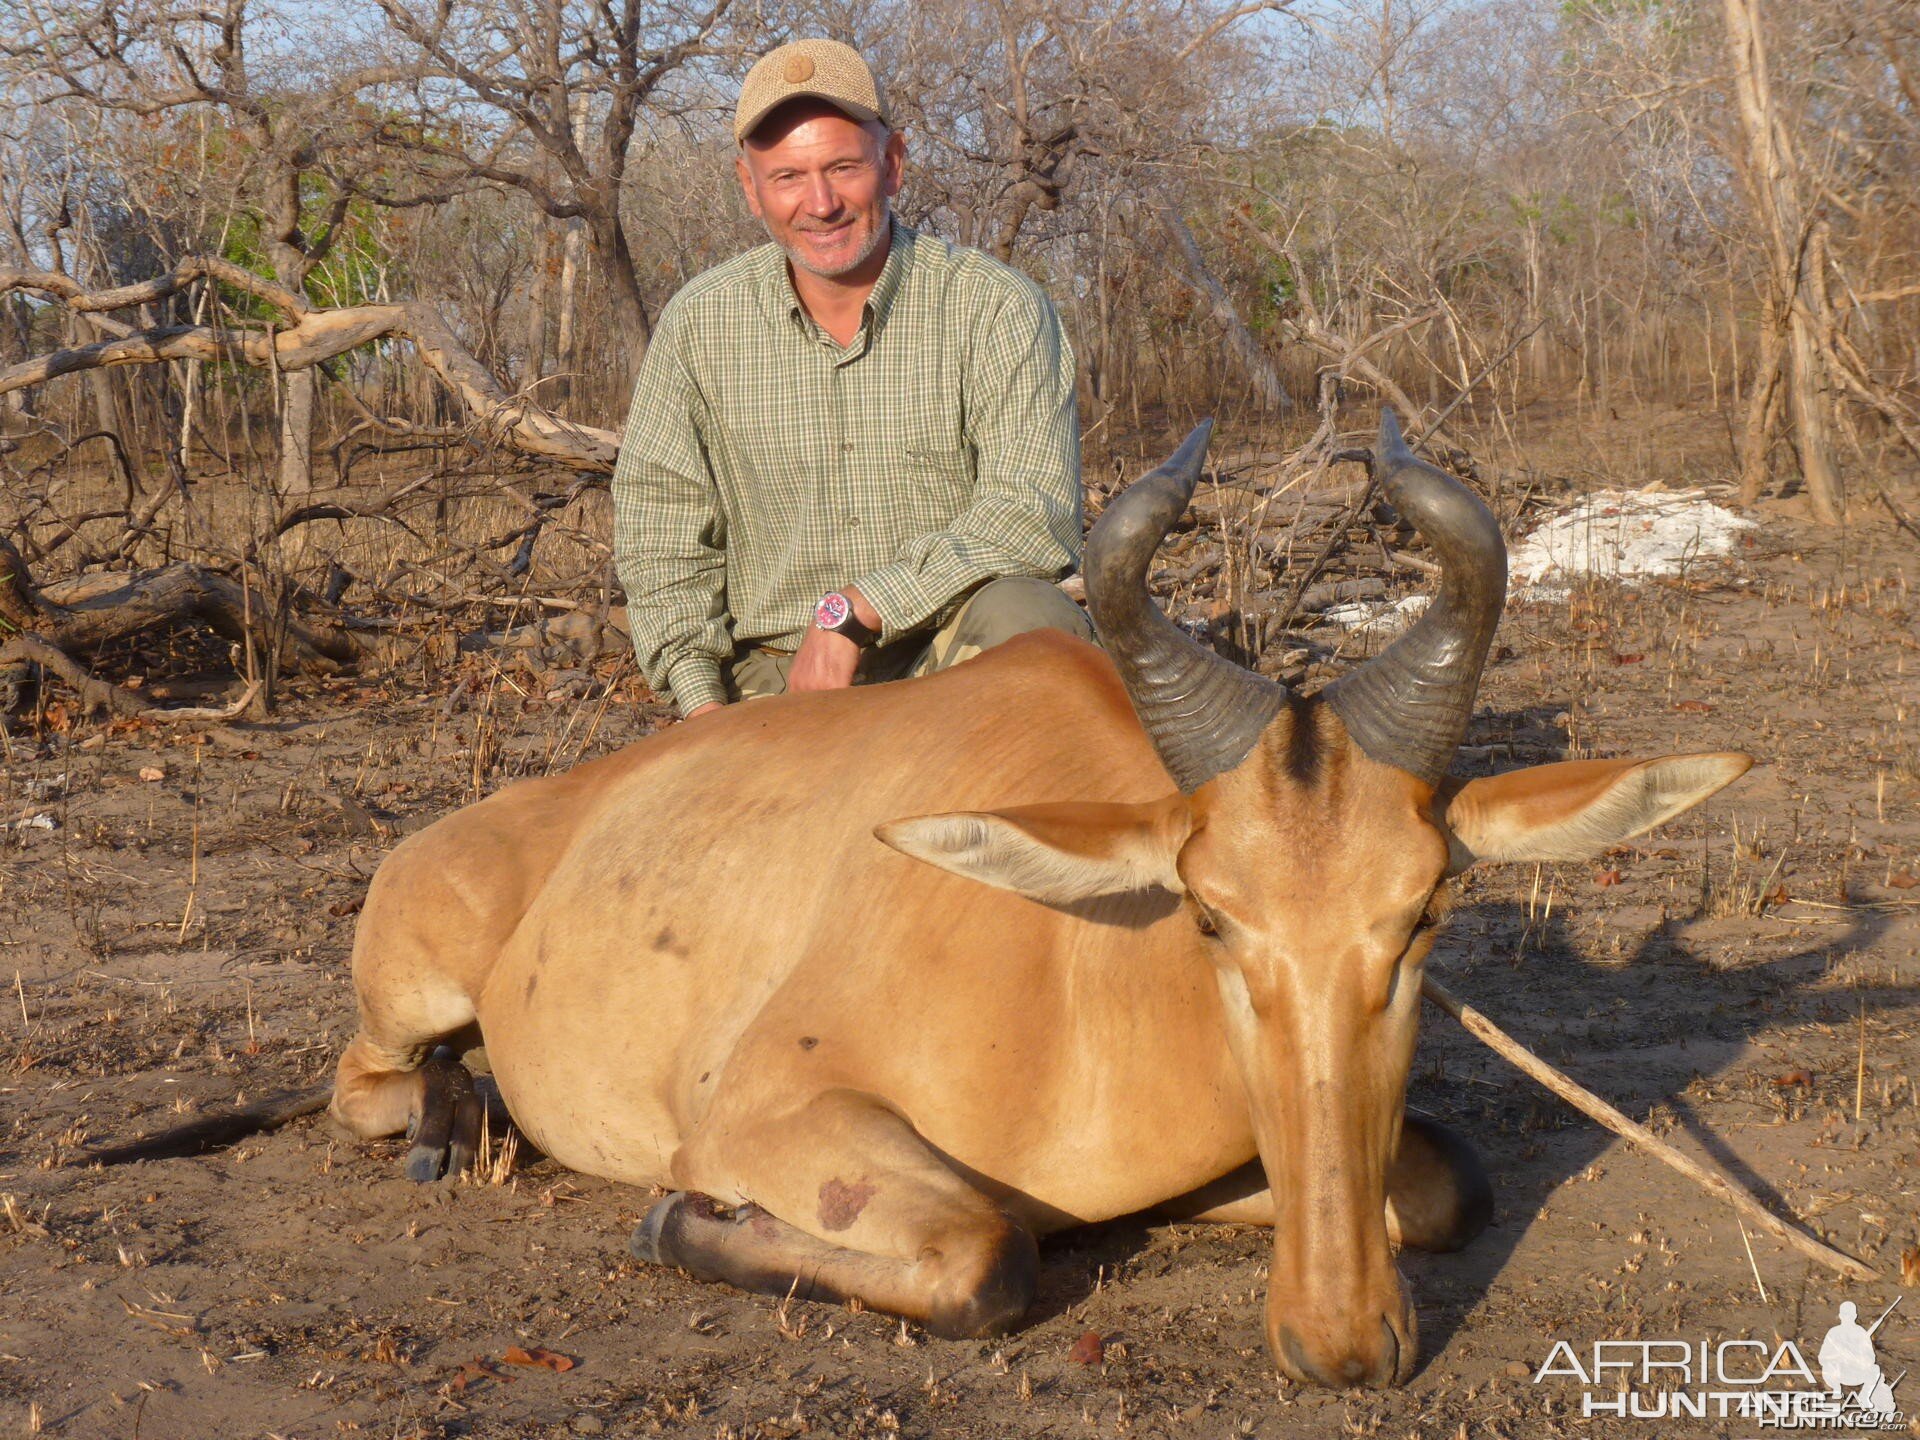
[140, 678, 261, 724]
[140, 675, 263, 721]
[1422, 974, 1876, 1283]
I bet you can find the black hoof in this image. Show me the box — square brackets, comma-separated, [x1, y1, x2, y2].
[630, 1192, 688, 1265]
[1390, 1114, 1493, 1252]
[404, 1059, 481, 1183]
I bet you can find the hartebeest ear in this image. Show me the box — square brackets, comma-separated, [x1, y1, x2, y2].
[876, 796, 1193, 904]
[1441, 753, 1752, 872]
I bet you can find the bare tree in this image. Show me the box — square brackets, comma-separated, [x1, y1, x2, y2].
[868, 0, 1289, 260]
[352, 0, 750, 396]
[1720, 0, 1842, 521]
[5, 0, 421, 495]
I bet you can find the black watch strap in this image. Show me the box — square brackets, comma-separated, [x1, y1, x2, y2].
[833, 613, 879, 647]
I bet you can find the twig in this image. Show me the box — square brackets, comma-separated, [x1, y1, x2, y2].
[1422, 974, 1876, 1283]
[1869, 478, 1920, 545]
[1736, 1215, 1770, 1304]
[1271, 465, 1378, 631]
[1407, 321, 1543, 448]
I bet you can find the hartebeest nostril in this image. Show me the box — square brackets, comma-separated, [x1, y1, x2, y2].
[1273, 1325, 1317, 1385]
[1273, 1318, 1406, 1390]
[1376, 1315, 1403, 1388]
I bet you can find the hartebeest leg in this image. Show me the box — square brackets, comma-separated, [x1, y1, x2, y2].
[636, 1090, 1037, 1338]
[331, 1031, 485, 1183]
[1163, 1115, 1492, 1253]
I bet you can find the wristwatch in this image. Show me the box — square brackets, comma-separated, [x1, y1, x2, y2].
[813, 590, 879, 647]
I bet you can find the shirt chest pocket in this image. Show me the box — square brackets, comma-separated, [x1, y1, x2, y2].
[893, 430, 972, 536]
[901, 409, 971, 482]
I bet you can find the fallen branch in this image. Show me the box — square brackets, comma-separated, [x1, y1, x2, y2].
[0, 262, 618, 472]
[1422, 973, 1876, 1283]
[141, 679, 261, 724]
[0, 634, 142, 716]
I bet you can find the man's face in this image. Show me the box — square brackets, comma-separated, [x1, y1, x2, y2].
[737, 102, 906, 281]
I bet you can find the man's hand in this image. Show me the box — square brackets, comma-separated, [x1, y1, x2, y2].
[787, 627, 861, 692]
[684, 702, 725, 720]
[788, 585, 882, 693]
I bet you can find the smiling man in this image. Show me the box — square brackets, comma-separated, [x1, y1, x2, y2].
[611, 38, 1091, 718]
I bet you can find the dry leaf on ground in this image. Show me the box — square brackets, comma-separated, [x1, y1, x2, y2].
[503, 1346, 575, 1373]
[1069, 1331, 1105, 1365]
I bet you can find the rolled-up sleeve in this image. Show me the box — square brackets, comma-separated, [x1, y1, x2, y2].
[611, 312, 733, 715]
[854, 285, 1081, 640]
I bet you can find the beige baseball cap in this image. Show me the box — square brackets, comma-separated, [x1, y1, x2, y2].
[734, 39, 888, 143]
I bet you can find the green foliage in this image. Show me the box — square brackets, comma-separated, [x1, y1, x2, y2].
[1507, 192, 1585, 245]
[214, 174, 400, 314]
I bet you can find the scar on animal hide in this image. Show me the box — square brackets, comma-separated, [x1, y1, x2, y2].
[818, 1177, 877, 1231]
[524, 973, 538, 1000]
[653, 926, 691, 959]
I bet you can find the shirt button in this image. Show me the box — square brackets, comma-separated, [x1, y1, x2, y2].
[847, 515, 860, 526]
[841, 441, 853, 453]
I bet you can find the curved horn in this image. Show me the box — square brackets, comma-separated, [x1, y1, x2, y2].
[1323, 410, 1506, 786]
[1084, 420, 1288, 794]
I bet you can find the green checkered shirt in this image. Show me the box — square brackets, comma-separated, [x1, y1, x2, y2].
[611, 222, 1082, 714]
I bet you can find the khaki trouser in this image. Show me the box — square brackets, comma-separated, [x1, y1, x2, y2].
[725, 577, 1094, 702]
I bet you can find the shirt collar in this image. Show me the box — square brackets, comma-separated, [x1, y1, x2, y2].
[761, 218, 917, 344]
[862, 220, 914, 335]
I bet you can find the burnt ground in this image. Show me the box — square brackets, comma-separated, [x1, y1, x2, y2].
[2, 405, 1918, 1440]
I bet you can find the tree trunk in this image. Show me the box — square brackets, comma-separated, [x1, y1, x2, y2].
[66, 311, 129, 452]
[278, 366, 317, 496]
[1784, 305, 1839, 513]
[525, 223, 552, 396]
[272, 239, 318, 498]
[1721, 0, 1843, 522]
[1738, 295, 1785, 507]
[556, 221, 584, 413]
[588, 212, 652, 404]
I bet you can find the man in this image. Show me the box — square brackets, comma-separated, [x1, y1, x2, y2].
[612, 38, 1092, 719]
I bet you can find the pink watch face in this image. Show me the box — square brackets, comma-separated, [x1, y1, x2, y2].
[815, 592, 851, 631]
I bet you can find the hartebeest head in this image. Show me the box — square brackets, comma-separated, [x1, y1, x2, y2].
[883, 414, 1748, 1387]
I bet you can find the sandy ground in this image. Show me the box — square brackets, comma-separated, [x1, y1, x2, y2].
[2, 406, 1918, 1439]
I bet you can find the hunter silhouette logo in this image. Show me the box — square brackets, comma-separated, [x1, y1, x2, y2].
[1532, 1297, 1907, 1428]
[1819, 1301, 1902, 1418]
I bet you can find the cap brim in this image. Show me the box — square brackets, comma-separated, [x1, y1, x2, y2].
[735, 93, 884, 143]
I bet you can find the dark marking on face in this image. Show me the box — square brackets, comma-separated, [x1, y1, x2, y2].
[535, 939, 550, 968]
[524, 972, 539, 1000]
[615, 872, 637, 896]
[798, 1035, 818, 1050]
[653, 926, 693, 959]
[698, 1071, 711, 1084]
[818, 1177, 876, 1232]
[1280, 704, 1322, 784]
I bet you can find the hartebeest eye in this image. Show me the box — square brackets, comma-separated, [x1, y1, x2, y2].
[1413, 881, 1458, 933]
[1187, 895, 1222, 938]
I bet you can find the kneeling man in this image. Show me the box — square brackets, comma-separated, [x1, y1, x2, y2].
[612, 39, 1091, 718]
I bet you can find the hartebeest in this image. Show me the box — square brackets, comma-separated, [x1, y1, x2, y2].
[315, 412, 1747, 1388]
